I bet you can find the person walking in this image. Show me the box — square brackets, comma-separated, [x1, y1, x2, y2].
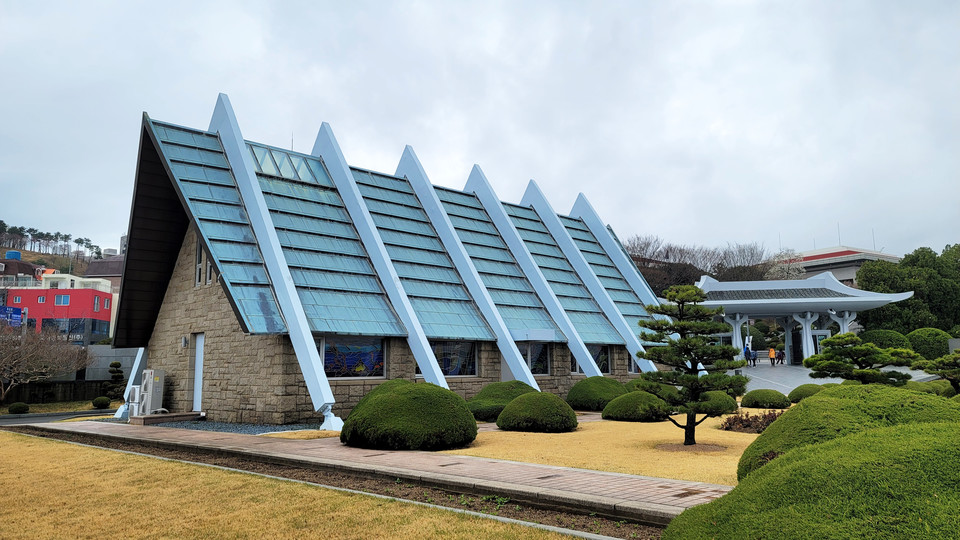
[768, 348, 776, 366]
[776, 349, 785, 365]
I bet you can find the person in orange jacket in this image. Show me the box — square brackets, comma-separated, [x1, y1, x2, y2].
[768, 348, 776, 366]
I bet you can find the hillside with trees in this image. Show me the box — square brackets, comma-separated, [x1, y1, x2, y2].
[0, 219, 103, 274]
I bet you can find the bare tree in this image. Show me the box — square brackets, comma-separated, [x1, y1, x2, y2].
[764, 249, 807, 280]
[0, 326, 92, 402]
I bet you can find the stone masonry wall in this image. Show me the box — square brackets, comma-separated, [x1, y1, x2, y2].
[146, 227, 292, 424]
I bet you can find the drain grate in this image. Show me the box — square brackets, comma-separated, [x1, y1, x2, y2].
[437, 462, 462, 467]
[536, 474, 561, 480]
[363, 453, 386, 457]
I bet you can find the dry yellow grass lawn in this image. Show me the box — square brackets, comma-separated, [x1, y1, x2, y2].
[261, 429, 341, 440]
[0, 431, 565, 540]
[442, 414, 761, 486]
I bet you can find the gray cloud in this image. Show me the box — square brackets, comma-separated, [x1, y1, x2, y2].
[0, 1, 956, 258]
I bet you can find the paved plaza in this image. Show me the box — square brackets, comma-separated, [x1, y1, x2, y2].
[736, 362, 934, 394]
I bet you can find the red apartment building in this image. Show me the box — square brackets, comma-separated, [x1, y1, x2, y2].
[4, 274, 114, 345]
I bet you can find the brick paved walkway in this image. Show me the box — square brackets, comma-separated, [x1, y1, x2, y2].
[28, 420, 732, 526]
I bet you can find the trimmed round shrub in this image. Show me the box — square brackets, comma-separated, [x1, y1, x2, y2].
[741, 389, 791, 409]
[840, 379, 862, 385]
[91, 396, 111, 409]
[929, 379, 958, 397]
[466, 380, 538, 421]
[953, 394, 960, 403]
[347, 379, 413, 419]
[949, 324, 960, 339]
[497, 391, 578, 433]
[565, 376, 626, 411]
[665, 422, 960, 540]
[737, 385, 960, 480]
[693, 390, 738, 416]
[602, 391, 671, 422]
[787, 384, 823, 403]
[820, 383, 840, 388]
[340, 382, 477, 450]
[7, 402, 29, 414]
[624, 378, 681, 403]
[858, 329, 911, 350]
[907, 327, 953, 359]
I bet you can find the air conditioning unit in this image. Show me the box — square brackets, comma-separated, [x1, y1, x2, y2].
[139, 369, 165, 415]
[127, 385, 141, 417]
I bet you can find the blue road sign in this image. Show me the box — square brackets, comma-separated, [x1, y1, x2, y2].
[0, 306, 22, 327]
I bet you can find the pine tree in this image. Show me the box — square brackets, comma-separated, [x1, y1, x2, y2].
[804, 332, 922, 385]
[637, 285, 746, 445]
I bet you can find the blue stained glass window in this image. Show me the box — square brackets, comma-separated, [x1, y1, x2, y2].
[321, 336, 384, 378]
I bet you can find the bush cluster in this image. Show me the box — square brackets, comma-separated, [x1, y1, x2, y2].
[858, 329, 911, 350]
[497, 392, 578, 433]
[787, 384, 823, 403]
[741, 389, 791, 409]
[664, 422, 960, 540]
[565, 376, 625, 411]
[466, 380, 537, 421]
[91, 396, 111, 409]
[340, 382, 477, 450]
[737, 384, 960, 480]
[904, 379, 957, 397]
[601, 391, 671, 422]
[719, 410, 784, 434]
[906, 327, 953, 359]
[8, 402, 29, 414]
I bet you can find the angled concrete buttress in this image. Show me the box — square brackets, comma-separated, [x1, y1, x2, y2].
[397, 147, 540, 389]
[210, 94, 342, 430]
[311, 125, 448, 388]
[465, 166, 604, 377]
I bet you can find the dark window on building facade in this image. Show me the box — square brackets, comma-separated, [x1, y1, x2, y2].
[518, 342, 551, 375]
[428, 340, 477, 376]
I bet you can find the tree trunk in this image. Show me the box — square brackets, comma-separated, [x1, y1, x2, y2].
[683, 411, 697, 445]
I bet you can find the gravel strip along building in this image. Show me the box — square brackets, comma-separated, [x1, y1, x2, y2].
[113, 94, 663, 427]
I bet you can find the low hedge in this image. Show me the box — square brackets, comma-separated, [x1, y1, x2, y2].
[906, 327, 953, 360]
[340, 382, 477, 450]
[7, 402, 29, 414]
[665, 422, 960, 539]
[737, 385, 960, 480]
[466, 380, 538, 421]
[858, 329, 911, 350]
[497, 391, 578, 433]
[787, 384, 823, 403]
[565, 376, 626, 411]
[92, 396, 111, 409]
[602, 391, 671, 422]
[741, 389, 790, 409]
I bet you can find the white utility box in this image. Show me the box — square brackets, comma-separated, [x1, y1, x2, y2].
[139, 369, 165, 415]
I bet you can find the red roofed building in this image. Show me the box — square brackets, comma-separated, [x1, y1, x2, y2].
[797, 246, 901, 287]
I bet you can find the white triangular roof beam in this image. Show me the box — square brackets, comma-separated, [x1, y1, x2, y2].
[311, 125, 448, 389]
[570, 193, 662, 308]
[396, 147, 539, 390]
[209, 94, 342, 429]
[465, 167, 604, 377]
[522, 180, 655, 372]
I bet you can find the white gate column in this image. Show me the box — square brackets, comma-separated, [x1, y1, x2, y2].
[793, 312, 820, 360]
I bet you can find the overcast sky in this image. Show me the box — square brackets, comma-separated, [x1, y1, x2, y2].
[1, 1, 956, 259]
